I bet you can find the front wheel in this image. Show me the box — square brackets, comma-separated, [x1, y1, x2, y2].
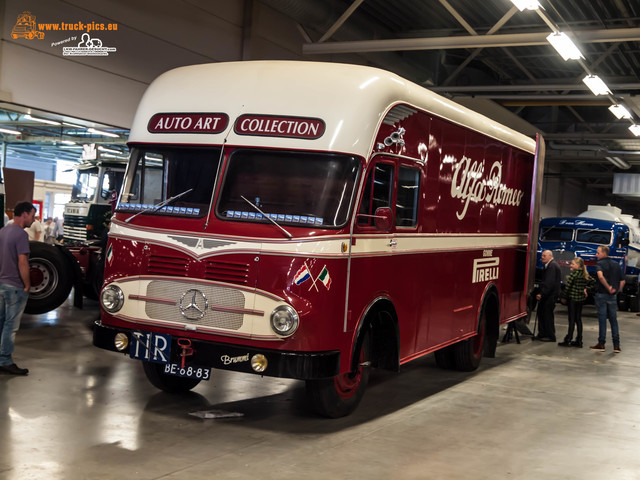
[305, 329, 371, 418]
[25, 242, 74, 314]
[142, 361, 201, 393]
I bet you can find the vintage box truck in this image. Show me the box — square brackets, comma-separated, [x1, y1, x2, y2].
[93, 61, 543, 417]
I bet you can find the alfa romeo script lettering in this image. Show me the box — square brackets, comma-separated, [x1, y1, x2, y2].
[451, 157, 524, 220]
[148, 113, 229, 133]
[234, 114, 325, 139]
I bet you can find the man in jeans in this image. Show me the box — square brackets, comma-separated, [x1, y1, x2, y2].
[0, 201, 35, 375]
[591, 245, 625, 353]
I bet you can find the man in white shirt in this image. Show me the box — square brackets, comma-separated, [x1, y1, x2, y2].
[25, 217, 43, 241]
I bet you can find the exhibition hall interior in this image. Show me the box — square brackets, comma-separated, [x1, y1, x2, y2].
[1, 0, 640, 478]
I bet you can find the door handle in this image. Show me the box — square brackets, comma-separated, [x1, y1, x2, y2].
[388, 239, 397, 247]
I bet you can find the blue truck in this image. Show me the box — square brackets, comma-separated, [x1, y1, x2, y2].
[537, 205, 640, 311]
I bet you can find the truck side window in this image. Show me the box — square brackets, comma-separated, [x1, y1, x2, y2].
[396, 166, 420, 227]
[358, 163, 394, 226]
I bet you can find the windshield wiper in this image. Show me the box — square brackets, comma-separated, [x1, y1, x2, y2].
[240, 195, 292, 239]
[125, 188, 193, 223]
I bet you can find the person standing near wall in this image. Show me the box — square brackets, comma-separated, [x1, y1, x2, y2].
[535, 250, 562, 342]
[0, 201, 35, 375]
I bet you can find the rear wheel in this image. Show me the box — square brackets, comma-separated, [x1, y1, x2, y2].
[452, 307, 487, 372]
[25, 242, 74, 314]
[142, 361, 201, 393]
[434, 345, 456, 369]
[306, 329, 371, 418]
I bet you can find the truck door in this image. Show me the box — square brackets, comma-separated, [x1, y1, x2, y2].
[350, 157, 422, 356]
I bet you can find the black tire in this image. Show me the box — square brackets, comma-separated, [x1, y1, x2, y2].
[306, 329, 371, 418]
[618, 294, 629, 312]
[630, 295, 640, 313]
[83, 254, 104, 301]
[142, 361, 201, 393]
[452, 306, 487, 372]
[25, 242, 74, 314]
[434, 345, 456, 369]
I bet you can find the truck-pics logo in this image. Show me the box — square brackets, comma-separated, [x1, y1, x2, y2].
[11, 11, 44, 39]
[63, 33, 116, 56]
[451, 157, 524, 220]
[472, 257, 500, 283]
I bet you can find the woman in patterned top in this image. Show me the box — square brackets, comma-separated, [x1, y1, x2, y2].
[559, 257, 594, 348]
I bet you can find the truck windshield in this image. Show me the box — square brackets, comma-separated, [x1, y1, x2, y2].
[217, 149, 360, 228]
[576, 229, 612, 245]
[540, 226, 573, 242]
[71, 167, 99, 201]
[117, 146, 222, 218]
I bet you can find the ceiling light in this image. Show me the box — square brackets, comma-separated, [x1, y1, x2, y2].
[609, 104, 632, 120]
[0, 127, 21, 135]
[606, 156, 631, 170]
[509, 0, 541, 11]
[582, 75, 611, 96]
[629, 125, 640, 136]
[24, 114, 61, 126]
[88, 128, 119, 138]
[98, 146, 121, 154]
[63, 121, 84, 128]
[60, 140, 76, 145]
[546, 32, 583, 61]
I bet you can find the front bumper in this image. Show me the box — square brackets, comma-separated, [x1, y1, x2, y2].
[93, 321, 340, 380]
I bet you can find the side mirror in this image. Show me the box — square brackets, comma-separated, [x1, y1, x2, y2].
[374, 207, 393, 231]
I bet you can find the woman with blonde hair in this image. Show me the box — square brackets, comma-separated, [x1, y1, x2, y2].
[559, 257, 594, 347]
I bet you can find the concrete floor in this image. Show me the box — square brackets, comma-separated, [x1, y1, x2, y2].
[1, 299, 640, 480]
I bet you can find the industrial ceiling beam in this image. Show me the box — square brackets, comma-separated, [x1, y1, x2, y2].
[303, 27, 640, 54]
[431, 83, 640, 93]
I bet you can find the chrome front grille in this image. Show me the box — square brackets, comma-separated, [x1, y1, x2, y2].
[144, 280, 245, 330]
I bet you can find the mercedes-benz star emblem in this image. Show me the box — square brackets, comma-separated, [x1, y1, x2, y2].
[179, 289, 208, 320]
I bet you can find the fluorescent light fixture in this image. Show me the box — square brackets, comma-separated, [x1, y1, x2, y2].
[510, 0, 541, 11]
[546, 32, 583, 60]
[98, 146, 121, 154]
[88, 127, 119, 138]
[60, 140, 76, 145]
[63, 121, 84, 128]
[582, 75, 611, 96]
[606, 156, 631, 170]
[629, 125, 640, 136]
[24, 114, 61, 126]
[0, 127, 21, 135]
[609, 104, 632, 120]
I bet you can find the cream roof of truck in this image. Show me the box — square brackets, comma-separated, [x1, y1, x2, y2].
[129, 61, 536, 156]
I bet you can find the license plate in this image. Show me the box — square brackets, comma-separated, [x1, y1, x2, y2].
[163, 363, 211, 380]
[130, 331, 171, 364]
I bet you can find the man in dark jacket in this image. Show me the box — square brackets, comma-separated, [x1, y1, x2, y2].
[535, 250, 562, 341]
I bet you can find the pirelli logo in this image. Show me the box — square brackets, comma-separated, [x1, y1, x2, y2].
[472, 257, 500, 283]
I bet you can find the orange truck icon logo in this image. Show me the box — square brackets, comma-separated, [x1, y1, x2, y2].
[11, 11, 44, 40]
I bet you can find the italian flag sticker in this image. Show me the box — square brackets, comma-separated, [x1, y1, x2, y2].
[106, 245, 113, 265]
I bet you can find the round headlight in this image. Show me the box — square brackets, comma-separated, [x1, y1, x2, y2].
[270, 305, 299, 337]
[101, 285, 124, 313]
